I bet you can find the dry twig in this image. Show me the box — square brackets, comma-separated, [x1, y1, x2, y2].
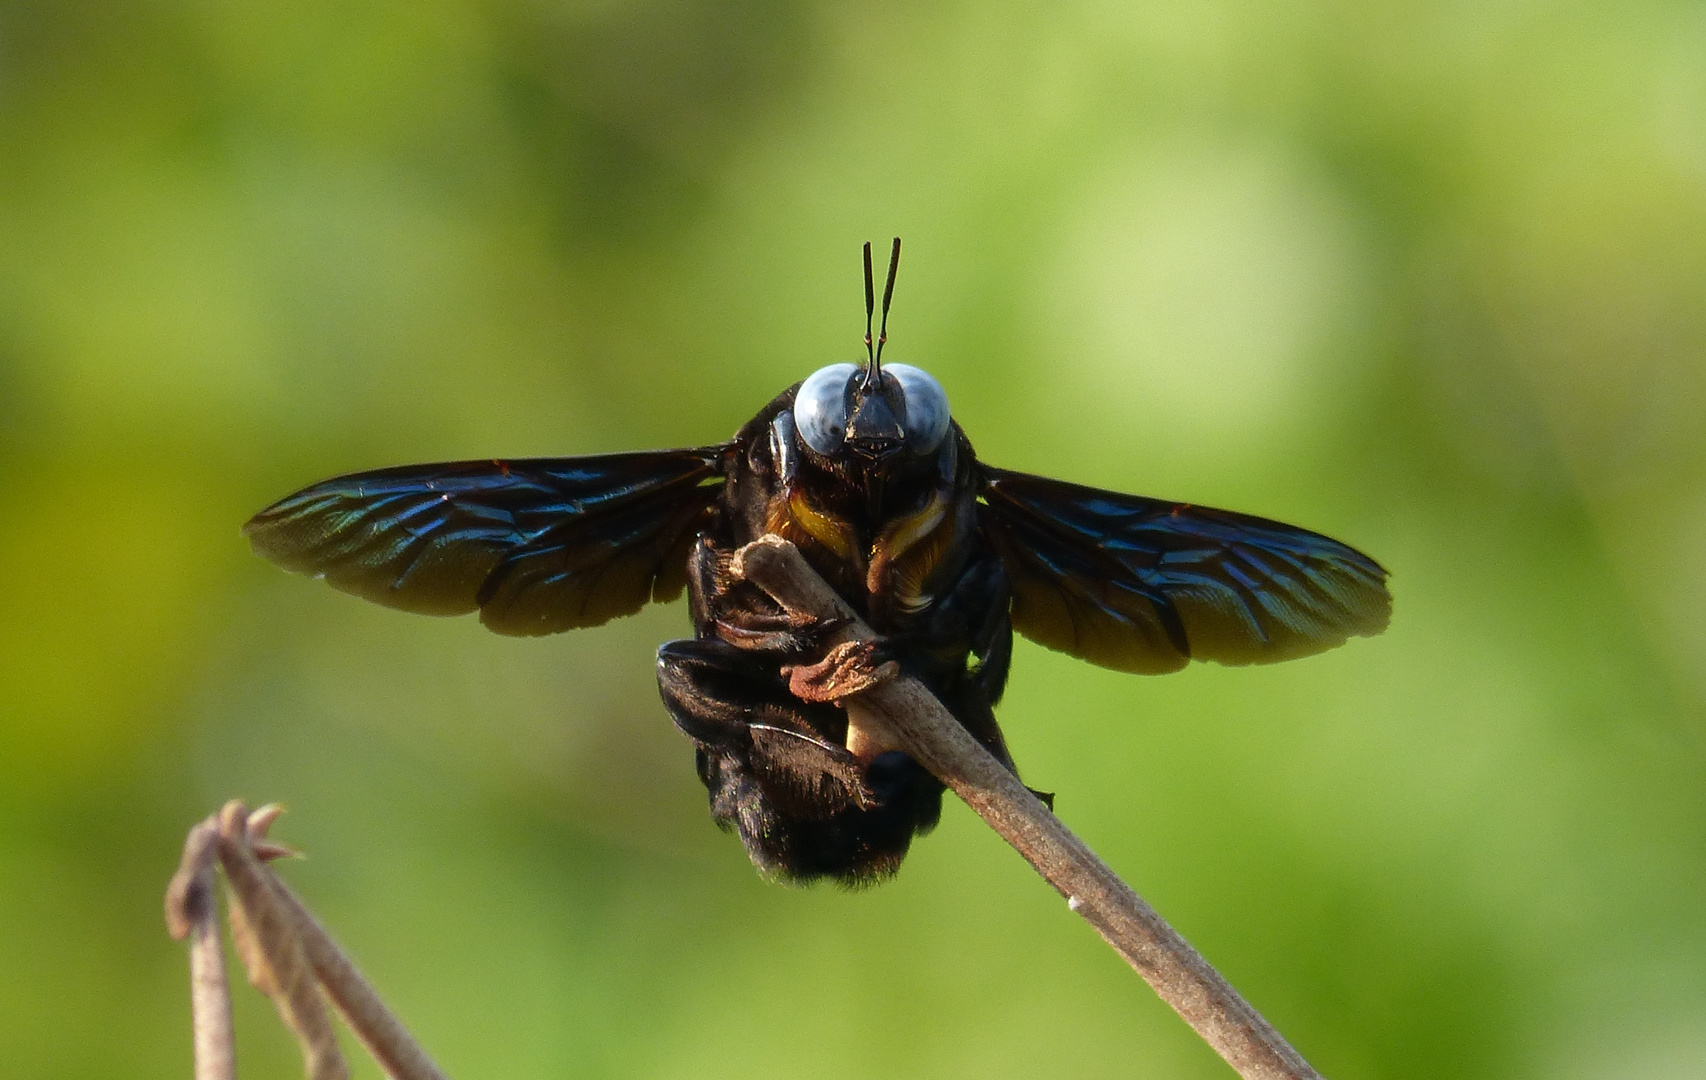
[731, 535, 1324, 1080]
[164, 819, 236, 1080]
[165, 801, 450, 1080]
[216, 802, 349, 1080]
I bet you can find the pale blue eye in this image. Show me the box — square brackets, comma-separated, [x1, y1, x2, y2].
[885, 363, 951, 453]
[794, 363, 858, 455]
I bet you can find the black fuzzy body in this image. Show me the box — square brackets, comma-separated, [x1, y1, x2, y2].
[657, 386, 1018, 884]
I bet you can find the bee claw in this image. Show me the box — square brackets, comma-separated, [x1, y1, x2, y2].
[783, 640, 900, 703]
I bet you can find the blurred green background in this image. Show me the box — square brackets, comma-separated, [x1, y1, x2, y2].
[3, 1, 1705, 1077]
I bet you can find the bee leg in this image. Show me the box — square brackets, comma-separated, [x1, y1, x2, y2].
[656, 637, 944, 884]
[782, 640, 900, 703]
[656, 637, 775, 747]
[657, 638, 866, 814]
[714, 608, 842, 653]
[689, 536, 843, 653]
[938, 677, 1021, 774]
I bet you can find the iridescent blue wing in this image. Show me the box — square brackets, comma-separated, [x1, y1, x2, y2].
[245, 448, 725, 636]
[979, 466, 1390, 674]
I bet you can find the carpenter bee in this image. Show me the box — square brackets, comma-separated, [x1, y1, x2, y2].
[246, 239, 1390, 885]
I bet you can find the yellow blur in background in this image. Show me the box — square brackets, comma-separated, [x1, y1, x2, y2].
[3, 2, 1705, 1077]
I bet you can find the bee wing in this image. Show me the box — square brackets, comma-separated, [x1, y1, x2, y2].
[978, 466, 1390, 674]
[245, 448, 725, 636]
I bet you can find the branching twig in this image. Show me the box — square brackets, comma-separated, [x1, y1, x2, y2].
[165, 802, 451, 1080]
[731, 535, 1324, 1080]
[216, 803, 349, 1080]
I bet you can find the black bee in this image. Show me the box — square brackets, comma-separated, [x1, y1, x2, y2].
[246, 239, 1390, 885]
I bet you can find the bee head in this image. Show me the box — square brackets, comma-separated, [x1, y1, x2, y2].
[788, 238, 952, 468]
[792, 361, 950, 465]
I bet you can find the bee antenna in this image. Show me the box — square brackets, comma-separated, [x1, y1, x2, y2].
[874, 237, 901, 376]
[862, 241, 876, 374]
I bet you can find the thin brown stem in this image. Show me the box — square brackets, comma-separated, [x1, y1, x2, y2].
[165, 818, 237, 1080]
[268, 877, 452, 1080]
[166, 803, 452, 1080]
[731, 535, 1323, 1080]
[216, 802, 350, 1080]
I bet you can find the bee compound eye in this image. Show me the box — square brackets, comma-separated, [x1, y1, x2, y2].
[793, 363, 858, 455]
[883, 363, 951, 454]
